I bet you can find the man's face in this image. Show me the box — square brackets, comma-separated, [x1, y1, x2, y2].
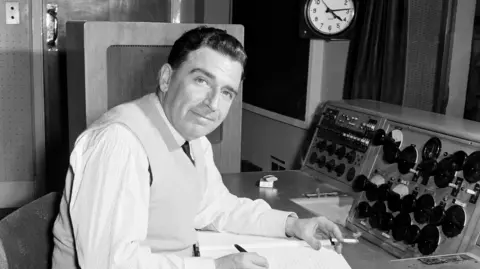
[158, 47, 243, 141]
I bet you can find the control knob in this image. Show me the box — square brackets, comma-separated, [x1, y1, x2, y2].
[335, 146, 346, 160]
[317, 140, 327, 152]
[327, 143, 336, 156]
[345, 150, 356, 164]
[325, 159, 335, 172]
[334, 164, 346, 177]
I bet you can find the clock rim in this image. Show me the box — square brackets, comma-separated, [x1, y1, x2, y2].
[304, 0, 356, 36]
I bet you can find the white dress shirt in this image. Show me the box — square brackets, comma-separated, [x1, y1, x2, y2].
[52, 95, 296, 269]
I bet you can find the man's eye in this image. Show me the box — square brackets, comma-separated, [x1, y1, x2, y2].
[195, 77, 208, 86]
[222, 90, 234, 99]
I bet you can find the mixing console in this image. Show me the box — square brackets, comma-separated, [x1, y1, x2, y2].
[302, 100, 480, 258]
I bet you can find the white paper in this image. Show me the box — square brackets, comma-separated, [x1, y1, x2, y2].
[198, 231, 352, 269]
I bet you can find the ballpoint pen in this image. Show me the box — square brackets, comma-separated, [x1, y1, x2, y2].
[234, 244, 248, 252]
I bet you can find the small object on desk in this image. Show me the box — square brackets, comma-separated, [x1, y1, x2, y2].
[319, 238, 359, 246]
[257, 174, 278, 188]
[193, 242, 201, 257]
[234, 244, 248, 252]
[303, 188, 349, 198]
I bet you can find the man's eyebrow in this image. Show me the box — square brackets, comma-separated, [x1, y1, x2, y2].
[190, 68, 238, 94]
[190, 68, 215, 80]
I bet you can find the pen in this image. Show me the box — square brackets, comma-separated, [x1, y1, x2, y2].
[234, 244, 248, 252]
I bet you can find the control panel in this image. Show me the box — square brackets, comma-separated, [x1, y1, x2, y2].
[302, 100, 480, 259]
[304, 106, 384, 185]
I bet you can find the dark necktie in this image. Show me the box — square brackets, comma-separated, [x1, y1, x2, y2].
[181, 141, 195, 165]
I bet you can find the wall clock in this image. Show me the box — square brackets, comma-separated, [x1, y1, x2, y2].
[299, 0, 358, 40]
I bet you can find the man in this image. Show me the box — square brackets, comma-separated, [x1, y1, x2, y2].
[52, 26, 344, 269]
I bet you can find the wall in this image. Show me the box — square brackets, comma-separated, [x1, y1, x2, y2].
[0, 0, 44, 209]
[446, 0, 476, 117]
[241, 41, 350, 170]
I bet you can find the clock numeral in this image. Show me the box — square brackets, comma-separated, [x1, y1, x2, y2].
[337, 23, 340, 29]
[344, 0, 348, 5]
[346, 9, 349, 14]
[315, 17, 318, 22]
[313, 8, 316, 13]
[328, 25, 332, 31]
[316, 0, 321, 4]
[320, 23, 324, 28]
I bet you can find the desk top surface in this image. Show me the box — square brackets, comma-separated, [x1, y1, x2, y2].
[221, 170, 408, 269]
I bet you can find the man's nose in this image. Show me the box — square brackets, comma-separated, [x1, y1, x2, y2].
[205, 89, 220, 111]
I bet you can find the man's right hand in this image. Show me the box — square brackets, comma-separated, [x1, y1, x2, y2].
[214, 253, 269, 269]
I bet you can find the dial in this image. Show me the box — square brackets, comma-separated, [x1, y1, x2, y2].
[355, 201, 371, 219]
[413, 194, 435, 224]
[317, 139, 327, 151]
[368, 201, 387, 229]
[397, 145, 418, 174]
[404, 225, 420, 245]
[346, 167, 356, 181]
[463, 151, 480, 183]
[417, 225, 441, 255]
[401, 194, 417, 213]
[429, 205, 445, 226]
[441, 205, 466, 238]
[306, 0, 356, 35]
[422, 137, 442, 160]
[392, 213, 411, 241]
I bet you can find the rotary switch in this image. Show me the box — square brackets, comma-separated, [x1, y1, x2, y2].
[417, 225, 441, 255]
[345, 150, 356, 164]
[404, 225, 421, 245]
[387, 183, 409, 212]
[327, 143, 336, 156]
[335, 146, 346, 160]
[392, 212, 412, 241]
[355, 201, 371, 219]
[325, 159, 336, 172]
[317, 155, 326, 168]
[413, 194, 435, 224]
[334, 164, 346, 177]
[365, 174, 387, 202]
[317, 140, 327, 152]
[441, 205, 466, 238]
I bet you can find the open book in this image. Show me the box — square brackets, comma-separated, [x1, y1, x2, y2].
[197, 231, 352, 269]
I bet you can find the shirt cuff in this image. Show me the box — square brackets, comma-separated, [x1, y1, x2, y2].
[260, 209, 298, 238]
[184, 257, 216, 269]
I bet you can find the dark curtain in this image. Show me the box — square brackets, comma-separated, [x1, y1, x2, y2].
[343, 0, 408, 105]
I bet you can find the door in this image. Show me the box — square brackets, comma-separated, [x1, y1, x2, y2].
[42, 0, 181, 192]
[0, 0, 45, 215]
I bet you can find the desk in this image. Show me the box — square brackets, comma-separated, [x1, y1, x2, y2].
[222, 170, 407, 269]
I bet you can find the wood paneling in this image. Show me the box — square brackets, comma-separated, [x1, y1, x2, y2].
[66, 21, 244, 180]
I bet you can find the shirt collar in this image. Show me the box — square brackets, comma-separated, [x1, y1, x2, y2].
[154, 93, 186, 147]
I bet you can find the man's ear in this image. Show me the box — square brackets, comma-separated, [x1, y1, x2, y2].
[158, 64, 173, 93]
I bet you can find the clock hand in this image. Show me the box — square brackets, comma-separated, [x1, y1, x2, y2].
[330, 11, 343, 21]
[330, 8, 354, 12]
[320, 0, 343, 21]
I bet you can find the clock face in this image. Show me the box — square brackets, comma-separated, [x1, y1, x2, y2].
[306, 0, 355, 35]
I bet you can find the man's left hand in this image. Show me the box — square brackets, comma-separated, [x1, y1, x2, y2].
[285, 216, 344, 254]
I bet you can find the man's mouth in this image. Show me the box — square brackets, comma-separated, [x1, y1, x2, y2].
[191, 110, 215, 122]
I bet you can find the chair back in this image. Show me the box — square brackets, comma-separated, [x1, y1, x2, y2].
[0, 192, 60, 269]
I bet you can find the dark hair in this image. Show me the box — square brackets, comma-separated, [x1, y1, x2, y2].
[168, 26, 247, 79]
